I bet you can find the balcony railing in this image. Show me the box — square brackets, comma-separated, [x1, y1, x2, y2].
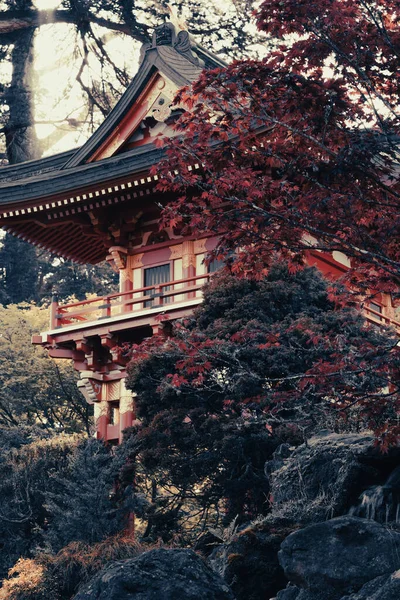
[48, 272, 400, 336]
[50, 273, 211, 330]
[363, 304, 400, 334]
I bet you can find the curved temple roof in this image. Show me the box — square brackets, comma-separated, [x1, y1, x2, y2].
[0, 22, 226, 263]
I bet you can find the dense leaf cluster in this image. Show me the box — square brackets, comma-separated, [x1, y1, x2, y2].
[0, 431, 130, 588]
[0, 302, 91, 431]
[157, 0, 400, 294]
[125, 266, 399, 537]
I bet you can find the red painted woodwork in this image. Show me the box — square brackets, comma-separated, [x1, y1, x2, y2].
[306, 250, 348, 280]
[89, 73, 165, 162]
[97, 413, 135, 443]
[120, 410, 134, 433]
[106, 424, 120, 442]
[49, 273, 212, 330]
[97, 415, 109, 440]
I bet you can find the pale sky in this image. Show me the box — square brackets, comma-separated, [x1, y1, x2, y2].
[0, 0, 265, 157]
[33, 0, 140, 155]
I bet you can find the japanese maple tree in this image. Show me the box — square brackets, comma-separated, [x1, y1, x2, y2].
[124, 266, 399, 537]
[156, 0, 400, 294]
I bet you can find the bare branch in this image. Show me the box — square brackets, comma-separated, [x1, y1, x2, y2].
[0, 8, 150, 43]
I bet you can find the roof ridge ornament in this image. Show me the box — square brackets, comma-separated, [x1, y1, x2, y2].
[140, 7, 203, 67]
[166, 5, 188, 32]
[154, 22, 176, 47]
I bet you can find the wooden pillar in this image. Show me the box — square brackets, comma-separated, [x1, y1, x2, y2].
[107, 246, 131, 312]
[120, 267, 133, 294]
[95, 400, 109, 440]
[382, 293, 395, 320]
[120, 268, 133, 314]
[50, 294, 59, 329]
[119, 379, 135, 442]
[182, 240, 196, 297]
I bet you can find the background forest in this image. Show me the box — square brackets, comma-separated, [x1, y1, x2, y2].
[0, 0, 400, 599]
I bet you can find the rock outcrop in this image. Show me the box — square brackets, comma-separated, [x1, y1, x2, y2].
[269, 432, 399, 522]
[340, 570, 400, 600]
[276, 571, 400, 600]
[73, 548, 234, 600]
[209, 516, 296, 600]
[276, 516, 400, 599]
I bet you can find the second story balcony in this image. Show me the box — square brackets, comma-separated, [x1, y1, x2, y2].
[32, 266, 400, 381]
[364, 303, 400, 334]
[32, 273, 212, 377]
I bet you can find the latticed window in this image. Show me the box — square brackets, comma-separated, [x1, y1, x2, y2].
[368, 301, 383, 322]
[144, 264, 171, 306]
[208, 258, 225, 273]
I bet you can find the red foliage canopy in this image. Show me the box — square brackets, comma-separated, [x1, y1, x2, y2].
[154, 0, 400, 294]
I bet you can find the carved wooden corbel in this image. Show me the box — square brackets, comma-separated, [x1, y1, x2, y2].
[107, 246, 128, 271]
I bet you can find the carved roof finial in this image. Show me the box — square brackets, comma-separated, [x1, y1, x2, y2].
[167, 4, 188, 31]
[145, 4, 203, 67]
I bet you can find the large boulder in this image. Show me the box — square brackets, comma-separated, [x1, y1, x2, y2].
[208, 516, 296, 600]
[340, 570, 400, 600]
[73, 548, 235, 600]
[275, 586, 302, 599]
[269, 432, 400, 522]
[275, 589, 328, 600]
[278, 516, 400, 598]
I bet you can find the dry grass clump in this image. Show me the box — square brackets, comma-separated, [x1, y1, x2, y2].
[46, 533, 144, 595]
[0, 558, 45, 600]
[0, 533, 146, 600]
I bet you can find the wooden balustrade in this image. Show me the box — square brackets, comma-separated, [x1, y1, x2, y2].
[49, 275, 400, 335]
[363, 305, 400, 333]
[50, 273, 211, 330]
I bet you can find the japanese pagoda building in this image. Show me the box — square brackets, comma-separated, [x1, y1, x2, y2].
[0, 22, 397, 442]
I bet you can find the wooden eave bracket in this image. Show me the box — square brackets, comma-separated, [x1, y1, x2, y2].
[107, 246, 128, 270]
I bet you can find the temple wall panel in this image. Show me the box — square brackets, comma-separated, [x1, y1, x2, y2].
[196, 253, 207, 298]
[173, 257, 184, 302]
[106, 380, 121, 402]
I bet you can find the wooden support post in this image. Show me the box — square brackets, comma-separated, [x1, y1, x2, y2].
[120, 266, 133, 314]
[101, 297, 112, 319]
[95, 401, 109, 440]
[153, 284, 162, 307]
[120, 383, 135, 443]
[182, 241, 196, 299]
[50, 294, 59, 329]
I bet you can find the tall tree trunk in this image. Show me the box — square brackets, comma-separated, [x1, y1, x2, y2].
[5, 26, 39, 164]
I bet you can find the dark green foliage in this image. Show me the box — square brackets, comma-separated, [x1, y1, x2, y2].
[0, 428, 79, 583]
[0, 236, 39, 304]
[0, 302, 92, 433]
[0, 432, 132, 586]
[45, 439, 128, 552]
[194, 265, 330, 334]
[42, 258, 119, 303]
[0, 234, 118, 306]
[124, 265, 397, 538]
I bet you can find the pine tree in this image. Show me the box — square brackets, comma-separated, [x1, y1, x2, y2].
[0, 235, 39, 304]
[0, 234, 119, 305]
[45, 439, 127, 551]
[0, 430, 78, 583]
